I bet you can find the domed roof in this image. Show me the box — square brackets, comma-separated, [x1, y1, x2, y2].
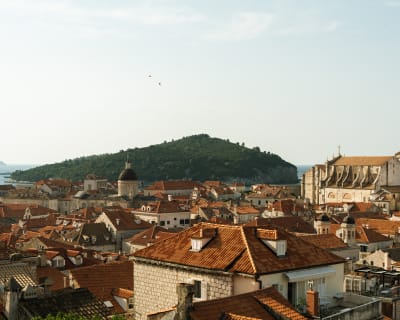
[342, 214, 355, 224]
[118, 161, 138, 181]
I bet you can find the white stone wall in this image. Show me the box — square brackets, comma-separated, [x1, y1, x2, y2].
[258, 263, 344, 305]
[362, 249, 390, 269]
[134, 211, 191, 229]
[387, 158, 400, 186]
[321, 187, 374, 204]
[247, 197, 268, 207]
[134, 260, 233, 320]
[302, 166, 324, 205]
[118, 180, 138, 198]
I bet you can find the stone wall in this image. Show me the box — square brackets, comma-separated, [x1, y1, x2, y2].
[134, 259, 233, 320]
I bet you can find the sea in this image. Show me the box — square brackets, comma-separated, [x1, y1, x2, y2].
[0, 164, 36, 185]
[297, 165, 312, 181]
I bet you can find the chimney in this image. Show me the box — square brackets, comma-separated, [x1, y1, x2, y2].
[306, 289, 319, 317]
[4, 277, 21, 320]
[168, 194, 173, 202]
[174, 283, 194, 320]
[42, 277, 54, 296]
[38, 249, 48, 267]
[116, 218, 120, 226]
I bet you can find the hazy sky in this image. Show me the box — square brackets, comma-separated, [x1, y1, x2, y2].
[1, 0, 399, 166]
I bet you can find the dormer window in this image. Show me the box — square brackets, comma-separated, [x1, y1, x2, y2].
[257, 228, 287, 257]
[190, 228, 216, 252]
[52, 256, 65, 268]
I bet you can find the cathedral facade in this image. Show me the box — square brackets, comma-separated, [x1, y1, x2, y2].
[302, 153, 400, 205]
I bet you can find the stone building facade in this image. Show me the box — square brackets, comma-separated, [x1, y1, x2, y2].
[133, 222, 345, 320]
[118, 160, 139, 199]
[133, 259, 233, 319]
[302, 154, 400, 205]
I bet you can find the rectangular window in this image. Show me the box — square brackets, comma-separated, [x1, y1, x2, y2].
[345, 279, 352, 291]
[193, 280, 201, 298]
[184, 219, 190, 224]
[180, 219, 184, 224]
[160, 221, 165, 226]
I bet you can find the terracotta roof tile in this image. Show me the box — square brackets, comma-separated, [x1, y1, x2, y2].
[133, 201, 186, 214]
[134, 223, 344, 275]
[299, 234, 348, 250]
[246, 217, 316, 234]
[126, 225, 178, 247]
[112, 288, 133, 299]
[356, 218, 400, 237]
[333, 156, 392, 166]
[145, 180, 202, 191]
[100, 209, 152, 231]
[191, 287, 306, 320]
[235, 207, 260, 215]
[36, 266, 66, 291]
[68, 261, 133, 313]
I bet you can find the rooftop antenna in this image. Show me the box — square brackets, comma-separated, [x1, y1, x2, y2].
[337, 145, 341, 157]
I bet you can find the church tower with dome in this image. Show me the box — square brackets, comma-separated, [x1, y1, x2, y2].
[118, 159, 138, 199]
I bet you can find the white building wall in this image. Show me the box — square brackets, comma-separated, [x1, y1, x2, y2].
[387, 158, 400, 186]
[258, 263, 344, 306]
[323, 188, 374, 204]
[134, 211, 191, 229]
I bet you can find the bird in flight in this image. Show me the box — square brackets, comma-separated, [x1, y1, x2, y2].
[158, 82, 162, 86]
[148, 75, 152, 78]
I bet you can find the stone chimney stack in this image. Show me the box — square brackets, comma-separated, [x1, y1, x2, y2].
[174, 283, 194, 320]
[4, 277, 21, 320]
[43, 277, 54, 296]
[306, 289, 319, 317]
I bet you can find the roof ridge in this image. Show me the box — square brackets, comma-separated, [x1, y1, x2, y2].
[239, 226, 257, 274]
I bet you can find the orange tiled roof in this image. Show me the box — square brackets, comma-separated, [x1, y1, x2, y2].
[299, 234, 348, 250]
[134, 223, 344, 275]
[191, 287, 306, 320]
[101, 209, 152, 231]
[333, 156, 392, 166]
[357, 227, 391, 243]
[204, 181, 223, 187]
[356, 218, 400, 236]
[126, 225, 178, 247]
[246, 217, 315, 234]
[112, 288, 133, 299]
[36, 266, 66, 291]
[350, 202, 375, 213]
[133, 201, 188, 214]
[36, 179, 72, 188]
[235, 206, 260, 215]
[68, 261, 133, 314]
[145, 180, 202, 191]
[328, 221, 392, 244]
[0, 204, 57, 218]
